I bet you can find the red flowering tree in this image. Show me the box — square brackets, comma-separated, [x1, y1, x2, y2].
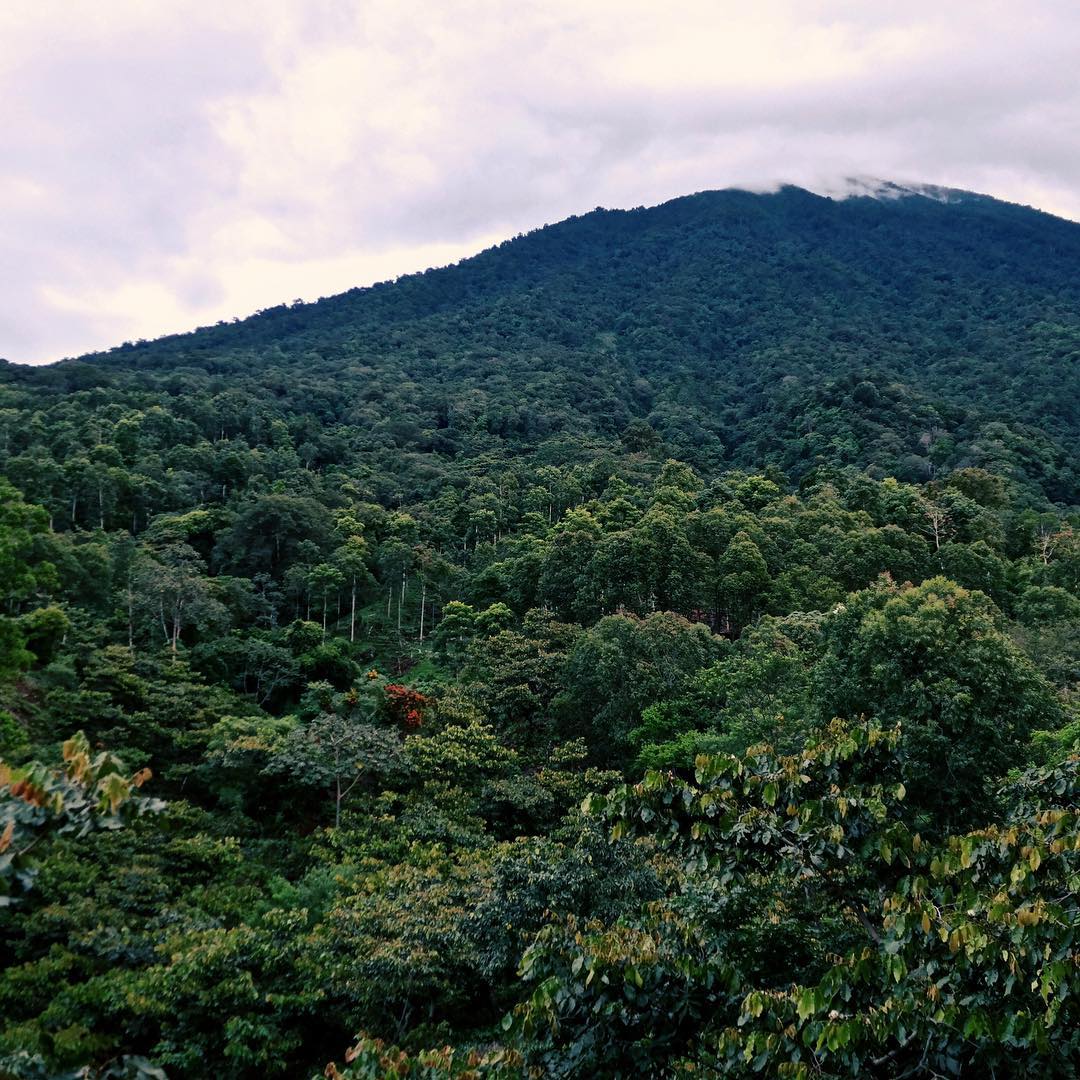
[383, 683, 429, 731]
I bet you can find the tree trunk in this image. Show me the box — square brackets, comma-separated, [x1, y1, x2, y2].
[350, 579, 357, 643]
[419, 581, 427, 641]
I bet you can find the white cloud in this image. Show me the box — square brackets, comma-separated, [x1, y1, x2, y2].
[2, 0, 1079, 363]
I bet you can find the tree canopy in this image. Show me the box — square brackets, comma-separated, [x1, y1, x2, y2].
[1, 185, 1078, 1078]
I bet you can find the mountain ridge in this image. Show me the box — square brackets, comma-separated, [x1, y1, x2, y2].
[3, 182, 1079, 504]
[7, 179, 1073, 369]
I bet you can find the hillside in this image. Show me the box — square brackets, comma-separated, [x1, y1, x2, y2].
[1, 184, 1079, 1079]
[4, 183, 1080, 504]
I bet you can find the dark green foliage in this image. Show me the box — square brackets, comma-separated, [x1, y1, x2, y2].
[815, 577, 1063, 828]
[0, 186, 1078, 1078]
[557, 611, 722, 763]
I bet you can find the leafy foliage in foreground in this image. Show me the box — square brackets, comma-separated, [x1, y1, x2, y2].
[1, 731, 161, 905]
[322, 1036, 522, 1079]
[318, 731, 1080, 1078]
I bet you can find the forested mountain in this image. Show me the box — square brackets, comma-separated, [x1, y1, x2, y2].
[6, 183, 1080, 504]
[1, 185, 1078, 1079]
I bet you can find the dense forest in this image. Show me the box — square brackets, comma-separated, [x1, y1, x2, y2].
[1, 184, 1078, 1078]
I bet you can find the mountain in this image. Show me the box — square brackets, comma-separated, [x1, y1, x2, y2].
[3, 183, 1080, 1078]
[3, 182, 1080, 507]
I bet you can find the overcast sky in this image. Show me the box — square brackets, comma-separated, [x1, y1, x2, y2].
[3, 1, 1079, 365]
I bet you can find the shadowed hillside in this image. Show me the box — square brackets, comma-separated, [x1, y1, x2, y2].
[5, 184, 1080, 503]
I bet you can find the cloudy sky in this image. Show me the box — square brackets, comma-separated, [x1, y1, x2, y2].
[3, 0, 1079, 365]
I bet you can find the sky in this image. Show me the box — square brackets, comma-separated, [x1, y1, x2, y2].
[3, 1, 1079, 365]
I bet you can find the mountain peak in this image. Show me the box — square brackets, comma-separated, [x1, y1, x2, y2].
[796, 175, 978, 205]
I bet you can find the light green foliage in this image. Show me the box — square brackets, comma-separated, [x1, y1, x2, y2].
[205, 712, 296, 774]
[431, 601, 478, 660]
[717, 529, 770, 629]
[475, 602, 514, 637]
[630, 616, 818, 768]
[404, 720, 516, 786]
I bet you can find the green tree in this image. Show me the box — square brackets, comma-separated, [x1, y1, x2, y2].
[558, 611, 721, 763]
[131, 543, 226, 654]
[527, 727, 1080, 1078]
[0, 480, 57, 676]
[816, 576, 1062, 828]
[333, 535, 374, 643]
[272, 709, 401, 828]
[432, 601, 478, 661]
[717, 530, 770, 633]
[308, 562, 346, 637]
